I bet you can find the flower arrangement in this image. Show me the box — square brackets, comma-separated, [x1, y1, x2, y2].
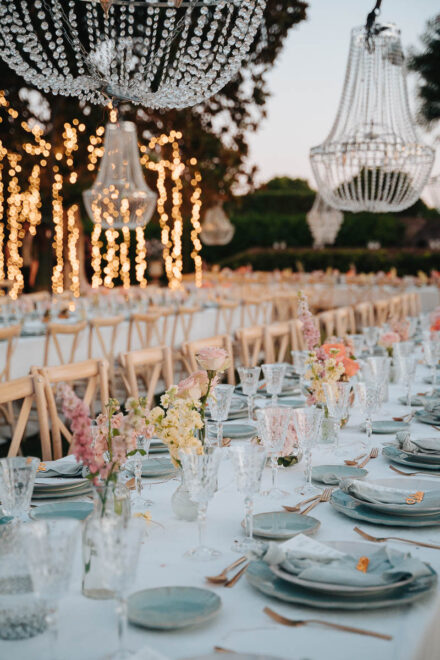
[147, 347, 231, 467]
[431, 307, 440, 333]
[378, 331, 401, 357]
[297, 292, 359, 405]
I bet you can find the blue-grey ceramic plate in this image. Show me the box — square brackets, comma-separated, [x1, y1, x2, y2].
[141, 457, 176, 478]
[331, 489, 440, 526]
[30, 501, 93, 520]
[311, 464, 368, 485]
[246, 560, 436, 610]
[250, 511, 320, 540]
[415, 411, 440, 426]
[342, 477, 440, 516]
[209, 422, 256, 439]
[128, 587, 221, 630]
[398, 396, 425, 407]
[383, 445, 440, 471]
[390, 444, 440, 465]
[0, 515, 13, 525]
[360, 420, 410, 434]
[278, 398, 306, 409]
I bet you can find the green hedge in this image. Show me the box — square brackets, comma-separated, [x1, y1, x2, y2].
[218, 247, 440, 276]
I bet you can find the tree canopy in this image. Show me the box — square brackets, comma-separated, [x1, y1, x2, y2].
[409, 14, 440, 130]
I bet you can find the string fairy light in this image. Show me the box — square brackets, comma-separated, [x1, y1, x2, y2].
[51, 168, 64, 294]
[67, 204, 80, 297]
[6, 152, 24, 299]
[135, 225, 147, 287]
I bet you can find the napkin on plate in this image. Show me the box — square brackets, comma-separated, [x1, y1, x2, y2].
[37, 455, 84, 478]
[339, 478, 440, 507]
[248, 534, 430, 587]
[423, 399, 440, 419]
[396, 431, 440, 455]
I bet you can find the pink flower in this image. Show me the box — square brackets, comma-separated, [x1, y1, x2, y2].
[177, 370, 210, 400]
[195, 347, 230, 372]
[378, 331, 400, 349]
[297, 293, 320, 350]
[281, 422, 299, 457]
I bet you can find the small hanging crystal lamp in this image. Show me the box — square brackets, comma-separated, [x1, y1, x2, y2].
[306, 195, 344, 249]
[83, 121, 157, 230]
[424, 175, 440, 213]
[200, 204, 235, 246]
[310, 1, 434, 213]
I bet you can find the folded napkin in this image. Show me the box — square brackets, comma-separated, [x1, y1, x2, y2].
[37, 455, 84, 478]
[248, 534, 431, 588]
[424, 399, 440, 418]
[339, 478, 440, 508]
[396, 431, 440, 455]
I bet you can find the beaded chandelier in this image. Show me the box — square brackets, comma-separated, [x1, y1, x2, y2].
[310, 1, 434, 213]
[200, 203, 235, 245]
[306, 195, 343, 249]
[0, 0, 266, 108]
[424, 175, 440, 213]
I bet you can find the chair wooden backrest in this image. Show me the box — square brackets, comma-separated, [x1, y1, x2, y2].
[0, 374, 50, 459]
[240, 297, 270, 328]
[236, 325, 264, 367]
[408, 291, 421, 316]
[335, 307, 356, 337]
[389, 295, 403, 320]
[317, 310, 336, 339]
[182, 335, 235, 384]
[43, 320, 87, 366]
[264, 321, 291, 363]
[374, 299, 390, 326]
[355, 301, 375, 330]
[170, 306, 200, 350]
[290, 319, 306, 352]
[119, 345, 174, 408]
[88, 315, 124, 392]
[0, 323, 21, 383]
[214, 299, 239, 335]
[35, 359, 109, 460]
[127, 306, 173, 351]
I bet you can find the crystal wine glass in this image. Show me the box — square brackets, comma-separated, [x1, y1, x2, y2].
[322, 382, 352, 455]
[238, 366, 261, 422]
[365, 356, 390, 405]
[256, 406, 292, 499]
[229, 445, 267, 548]
[0, 457, 39, 523]
[362, 326, 380, 356]
[290, 350, 308, 395]
[354, 380, 381, 448]
[208, 384, 234, 447]
[90, 516, 146, 659]
[292, 407, 323, 496]
[179, 447, 222, 561]
[423, 338, 440, 394]
[262, 363, 286, 405]
[395, 353, 418, 409]
[131, 434, 153, 511]
[348, 333, 366, 358]
[23, 519, 79, 660]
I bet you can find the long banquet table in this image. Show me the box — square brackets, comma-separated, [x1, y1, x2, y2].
[3, 361, 440, 660]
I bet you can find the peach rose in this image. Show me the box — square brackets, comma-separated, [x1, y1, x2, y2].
[322, 343, 347, 361]
[195, 346, 230, 372]
[177, 370, 209, 400]
[342, 357, 360, 378]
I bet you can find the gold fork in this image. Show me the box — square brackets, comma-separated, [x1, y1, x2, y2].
[357, 447, 379, 468]
[282, 493, 321, 512]
[224, 562, 249, 588]
[354, 526, 440, 550]
[301, 487, 333, 515]
[389, 465, 440, 478]
[263, 607, 392, 640]
[344, 452, 366, 466]
[206, 556, 247, 585]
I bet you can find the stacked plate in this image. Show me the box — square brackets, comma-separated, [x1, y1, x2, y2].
[246, 540, 437, 610]
[415, 408, 440, 427]
[235, 377, 300, 399]
[149, 438, 169, 455]
[331, 477, 440, 527]
[208, 421, 256, 441]
[32, 477, 92, 500]
[126, 456, 176, 478]
[383, 439, 440, 473]
[205, 396, 248, 420]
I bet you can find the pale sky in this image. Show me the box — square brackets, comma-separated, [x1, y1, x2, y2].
[248, 0, 439, 188]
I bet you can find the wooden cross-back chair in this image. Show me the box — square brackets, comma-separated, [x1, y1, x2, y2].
[182, 334, 235, 384]
[0, 374, 50, 459]
[374, 299, 390, 326]
[290, 319, 306, 352]
[240, 297, 269, 328]
[0, 323, 22, 428]
[43, 320, 87, 366]
[119, 345, 173, 409]
[88, 315, 124, 393]
[354, 301, 375, 330]
[214, 299, 239, 336]
[335, 306, 356, 338]
[264, 321, 291, 363]
[317, 310, 336, 340]
[169, 305, 200, 377]
[35, 359, 109, 460]
[389, 295, 403, 321]
[236, 325, 264, 368]
[127, 307, 173, 351]
[408, 291, 421, 317]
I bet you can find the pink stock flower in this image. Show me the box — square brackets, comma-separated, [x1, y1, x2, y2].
[297, 293, 320, 350]
[378, 331, 400, 349]
[195, 346, 230, 372]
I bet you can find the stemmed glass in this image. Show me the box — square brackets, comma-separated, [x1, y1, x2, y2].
[0, 457, 39, 523]
[208, 384, 234, 447]
[395, 353, 418, 409]
[91, 517, 145, 659]
[322, 382, 352, 455]
[238, 366, 261, 422]
[256, 406, 293, 499]
[354, 380, 381, 448]
[262, 363, 286, 405]
[365, 356, 390, 405]
[229, 445, 267, 548]
[348, 334, 366, 358]
[423, 338, 440, 393]
[179, 447, 222, 560]
[23, 519, 79, 660]
[362, 326, 380, 356]
[291, 350, 308, 395]
[292, 407, 323, 496]
[131, 434, 153, 511]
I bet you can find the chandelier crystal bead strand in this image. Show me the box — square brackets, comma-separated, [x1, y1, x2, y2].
[310, 1, 434, 213]
[306, 195, 343, 249]
[0, 0, 266, 108]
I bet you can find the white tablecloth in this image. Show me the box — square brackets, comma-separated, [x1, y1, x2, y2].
[3, 363, 440, 660]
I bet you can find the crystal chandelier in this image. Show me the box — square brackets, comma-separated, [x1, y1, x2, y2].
[200, 203, 235, 245]
[83, 121, 157, 229]
[424, 175, 440, 213]
[306, 195, 344, 249]
[0, 0, 266, 109]
[310, 1, 434, 213]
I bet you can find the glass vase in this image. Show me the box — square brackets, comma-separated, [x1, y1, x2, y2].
[82, 480, 131, 600]
[171, 470, 198, 522]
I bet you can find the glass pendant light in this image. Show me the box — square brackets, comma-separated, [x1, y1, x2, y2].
[83, 121, 157, 230]
[200, 204, 235, 246]
[310, 1, 434, 213]
[306, 195, 344, 249]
